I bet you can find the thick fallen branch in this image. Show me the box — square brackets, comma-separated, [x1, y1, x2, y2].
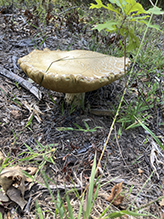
[0, 64, 42, 99]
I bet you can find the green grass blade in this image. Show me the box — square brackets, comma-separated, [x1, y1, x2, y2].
[78, 195, 84, 219]
[105, 210, 149, 219]
[85, 152, 97, 218]
[66, 194, 74, 219]
[35, 200, 44, 219]
[41, 170, 65, 218]
[135, 117, 164, 152]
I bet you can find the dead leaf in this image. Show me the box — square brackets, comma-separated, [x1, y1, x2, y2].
[138, 168, 144, 176]
[159, 198, 164, 206]
[0, 166, 25, 196]
[106, 182, 124, 206]
[6, 186, 27, 210]
[10, 110, 22, 120]
[0, 151, 4, 166]
[0, 190, 9, 202]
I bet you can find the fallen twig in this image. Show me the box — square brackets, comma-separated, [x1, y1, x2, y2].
[0, 64, 42, 99]
[38, 183, 82, 191]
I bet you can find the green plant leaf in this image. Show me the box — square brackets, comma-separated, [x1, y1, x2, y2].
[92, 21, 118, 32]
[124, 0, 147, 16]
[135, 117, 164, 152]
[121, 210, 149, 217]
[106, 211, 125, 218]
[126, 29, 139, 51]
[35, 200, 44, 219]
[143, 21, 161, 31]
[147, 6, 164, 15]
[89, 0, 104, 9]
[56, 127, 74, 131]
[84, 153, 97, 218]
[74, 123, 83, 130]
[90, 0, 121, 15]
[66, 194, 74, 219]
[108, 0, 127, 14]
[128, 15, 150, 21]
[83, 121, 89, 129]
[106, 209, 149, 218]
[78, 195, 84, 219]
[25, 114, 34, 128]
[106, 2, 122, 15]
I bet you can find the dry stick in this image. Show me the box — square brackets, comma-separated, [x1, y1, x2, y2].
[0, 64, 42, 100]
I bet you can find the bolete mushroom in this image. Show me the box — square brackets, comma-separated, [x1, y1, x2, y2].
[18, 48, 130, 107]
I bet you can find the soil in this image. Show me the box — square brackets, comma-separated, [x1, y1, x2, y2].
[0, 3, 164, 219]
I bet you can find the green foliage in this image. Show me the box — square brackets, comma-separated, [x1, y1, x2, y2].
[35, 200, 44, 219]
[83, 154, 99, 219]
[104, 210, 149, 218]
[134, 117, 164, 152]
[0, 87, 21, 106]
[21, 140, 57, 165]
[90, 0, 164, 52]
[56, 121, 102, 132]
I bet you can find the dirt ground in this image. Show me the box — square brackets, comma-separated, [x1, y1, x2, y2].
[0, 3, 164, 219]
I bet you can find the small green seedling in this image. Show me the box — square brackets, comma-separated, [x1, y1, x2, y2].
[90, 0, 164, 52]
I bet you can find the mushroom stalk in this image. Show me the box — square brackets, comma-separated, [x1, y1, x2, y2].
[64, 93, 85, 108]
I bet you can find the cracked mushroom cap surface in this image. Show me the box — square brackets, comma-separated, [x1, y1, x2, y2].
[18, 48, 130, 93]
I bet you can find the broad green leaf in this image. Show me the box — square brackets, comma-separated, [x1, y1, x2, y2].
[108, 0, 127, 14]
[128, 15, 150, 21]
[144, 21, 161, 31]
[147, 6, 164, 15]
[89, 0, 104, 9]
[90, 0, 121, 15]
[106, 3, 122, 15]
[124, 1, 147, 16]
[92, 21, 118, 32]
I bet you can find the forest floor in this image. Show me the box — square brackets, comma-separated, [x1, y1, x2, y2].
[0, 2, 164, 219]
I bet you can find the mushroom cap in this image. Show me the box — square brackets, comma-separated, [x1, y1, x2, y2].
[18, 48, 130, 93]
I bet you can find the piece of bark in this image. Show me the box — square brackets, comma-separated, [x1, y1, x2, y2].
[0, 64, 42, 99]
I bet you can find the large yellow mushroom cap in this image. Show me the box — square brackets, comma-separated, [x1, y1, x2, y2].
[18, 48, 130, 93]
